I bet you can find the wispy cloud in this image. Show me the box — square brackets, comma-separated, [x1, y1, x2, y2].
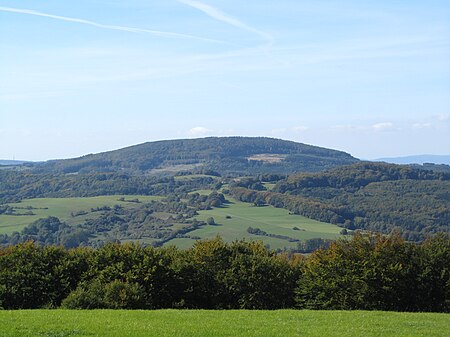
[188, 126, 213, 136]
[292, 126, 309, 132]
[0, 6, 224, 44]
[270, 128, 288, 134]
[178, 0, 273, 47]
[435, 113, 449, 122]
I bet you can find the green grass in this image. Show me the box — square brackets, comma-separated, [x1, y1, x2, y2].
[0, 310, 448, 337]
[166, 197, 343, 250]
[262, 182, 277, 190]
[0, 195, 161, 234]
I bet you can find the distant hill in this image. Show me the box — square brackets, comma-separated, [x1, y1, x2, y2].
[0, 160, 30, 166]
[376, 154, 450, 165]
[34, 137, 359, 176]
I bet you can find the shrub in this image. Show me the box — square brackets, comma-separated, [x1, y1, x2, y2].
[61, 279, 146, 309]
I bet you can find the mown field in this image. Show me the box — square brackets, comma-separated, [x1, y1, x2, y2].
[0, 195, 161, 234]
[0, 310, 448, 337]
[172, 198, 341, 249]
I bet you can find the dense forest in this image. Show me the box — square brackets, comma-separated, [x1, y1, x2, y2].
[231, 162, 450, 241]
[1, 234, 448, 312]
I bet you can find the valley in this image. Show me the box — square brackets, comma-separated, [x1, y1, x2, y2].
[0, 137, 448, 249]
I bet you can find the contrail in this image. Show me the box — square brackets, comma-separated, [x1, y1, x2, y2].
[0, 6, 226, 44]
[178, 0, 274, 46]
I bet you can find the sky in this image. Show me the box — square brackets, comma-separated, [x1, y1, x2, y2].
[1, 0, 449, 161]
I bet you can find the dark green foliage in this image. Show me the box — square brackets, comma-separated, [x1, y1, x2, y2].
[173, 238, 299, 309]
[295, 233, 450, 312]
[0, 242, 89, 308]
[417, 233, 450, 312]
[1, 235, 449, 311]
[61, 279, 146, 309]
[185, 192, 226, 209]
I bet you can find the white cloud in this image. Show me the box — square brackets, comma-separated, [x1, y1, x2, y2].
[0, 6, 223, 43]
[372, 122, 394, 132]
[178, 0, 273, 46]
[188, 126, 213, 136]
[292, 126, 309, 132]
[331, 125, 360, 131]
[412, 123, 432, 130]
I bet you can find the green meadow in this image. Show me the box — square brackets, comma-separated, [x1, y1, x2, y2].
[169, 198, 342, 250]
[0, 195, 161, 234]
[0, 310, 448, 337]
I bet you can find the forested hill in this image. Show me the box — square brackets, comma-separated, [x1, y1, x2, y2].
[33, 137, 358, 176]
[231, 162, 450, 241]
[274, 162, 450, 192]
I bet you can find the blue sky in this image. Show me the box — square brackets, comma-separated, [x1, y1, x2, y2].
[1, 0, 449, 161]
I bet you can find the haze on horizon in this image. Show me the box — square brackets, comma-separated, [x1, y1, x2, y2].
[1, 0, 449, 162]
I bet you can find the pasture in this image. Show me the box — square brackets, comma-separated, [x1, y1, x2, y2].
[0, 310, 448, 337]
[0, 195, 161, 234]
[169, 197, 342, 250]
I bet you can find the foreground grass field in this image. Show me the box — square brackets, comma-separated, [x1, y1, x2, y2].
[0, 310, 448, 337]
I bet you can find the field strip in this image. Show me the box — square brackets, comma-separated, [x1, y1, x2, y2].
[209, 208, 275, 226]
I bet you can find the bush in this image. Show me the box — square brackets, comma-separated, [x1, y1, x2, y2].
[61, 279, 146, 309]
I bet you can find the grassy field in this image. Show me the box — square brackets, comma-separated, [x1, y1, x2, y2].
[168, 198, 342, 250]
[0, 193, 342, 250]
[0, 309, 448, 337]
[0, 195, 161, 234]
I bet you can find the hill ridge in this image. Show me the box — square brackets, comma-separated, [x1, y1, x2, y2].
[36, 136, 359, 176]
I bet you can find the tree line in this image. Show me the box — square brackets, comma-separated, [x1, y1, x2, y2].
[1, 233, 448, 312]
